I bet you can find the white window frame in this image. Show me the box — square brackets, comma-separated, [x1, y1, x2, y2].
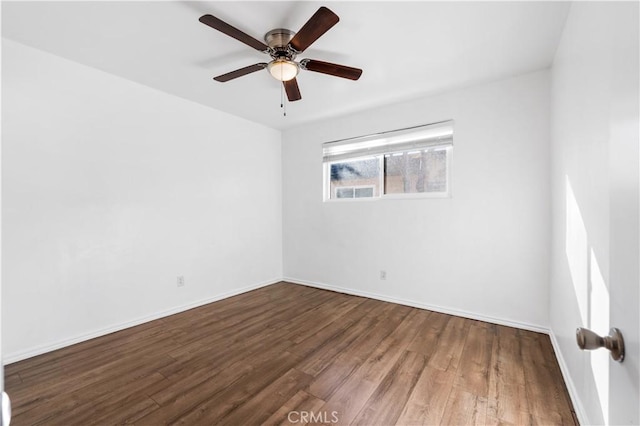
[323, 121, 453, 201]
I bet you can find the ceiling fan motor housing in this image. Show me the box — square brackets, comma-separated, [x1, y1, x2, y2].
[265, 28, 297, 59]
[265, 28, 296, 48]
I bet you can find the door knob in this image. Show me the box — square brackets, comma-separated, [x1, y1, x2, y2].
[576, 327, 625, 362]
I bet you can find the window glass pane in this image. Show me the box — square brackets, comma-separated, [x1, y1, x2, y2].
[354, 187, 374, 198]
[384, 148, 448, 194]
[330, 157, 380, 199]
[336, 187, 354, 198]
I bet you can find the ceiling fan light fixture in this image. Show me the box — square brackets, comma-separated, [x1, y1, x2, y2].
[268, 59, 299, 82]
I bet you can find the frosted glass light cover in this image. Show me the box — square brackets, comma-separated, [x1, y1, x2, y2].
[268, 60, 299, 81]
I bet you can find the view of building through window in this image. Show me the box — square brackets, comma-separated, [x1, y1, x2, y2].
[330, 158, 380, 198]
[328, 147, 449, 199]
[383, 148, 447, 194]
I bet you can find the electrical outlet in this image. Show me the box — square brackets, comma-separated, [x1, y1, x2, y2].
[177, 276, 185, 287]
[380, 270, 386, 280]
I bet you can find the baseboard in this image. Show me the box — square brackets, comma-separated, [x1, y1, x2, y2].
[283, 277, 549, 334]
[3, 278, 281, 365]
[549, 330, 588, 425]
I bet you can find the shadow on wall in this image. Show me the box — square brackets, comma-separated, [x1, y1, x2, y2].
[565, 175, 610, 424]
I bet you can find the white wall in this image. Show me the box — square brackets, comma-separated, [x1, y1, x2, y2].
[549, 2, 639, 425]
[282, 70, 551, 330]
[1, 39, 282, 362]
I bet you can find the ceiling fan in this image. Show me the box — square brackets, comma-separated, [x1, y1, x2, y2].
[199, 6, 363, 102]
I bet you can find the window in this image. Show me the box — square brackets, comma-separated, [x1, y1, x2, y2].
[323, 121, 453, 200]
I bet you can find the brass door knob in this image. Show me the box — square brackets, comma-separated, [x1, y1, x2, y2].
[576, 327, 625, 362]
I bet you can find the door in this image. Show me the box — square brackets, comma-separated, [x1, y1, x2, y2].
[551, 2, 639, 424]
[607, 2, 639, 423]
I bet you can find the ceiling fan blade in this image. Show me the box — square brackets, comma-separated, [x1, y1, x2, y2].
[214, 63, 268, 82]
[301, 59, 362, 80]
[199, 14, 269, 52]
[289, 7, 339, 53]
[283, 78, 302, 102]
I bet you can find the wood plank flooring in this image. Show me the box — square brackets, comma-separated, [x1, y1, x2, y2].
[5, 282, 577, 425]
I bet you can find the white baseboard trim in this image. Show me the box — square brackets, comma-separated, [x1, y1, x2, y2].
[548, 330, 588, 425]
[3, 278, 281, 365]
[284, 277, 549, 334]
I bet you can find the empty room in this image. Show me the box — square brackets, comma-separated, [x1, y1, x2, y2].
[1, 1, 639, 425]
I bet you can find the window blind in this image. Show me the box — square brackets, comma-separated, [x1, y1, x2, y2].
[322, 120, 454, 163]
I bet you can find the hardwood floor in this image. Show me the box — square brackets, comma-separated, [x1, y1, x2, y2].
[5, 282, 577, 425]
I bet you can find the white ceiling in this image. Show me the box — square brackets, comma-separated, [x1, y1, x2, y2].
[2, 1, 571, 130]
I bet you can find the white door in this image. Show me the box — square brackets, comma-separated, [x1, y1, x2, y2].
[607, 2, 639, 423]
[551, 2, 639, 424]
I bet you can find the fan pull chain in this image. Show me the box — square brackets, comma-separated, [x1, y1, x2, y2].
[279, 84, 287, 117]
